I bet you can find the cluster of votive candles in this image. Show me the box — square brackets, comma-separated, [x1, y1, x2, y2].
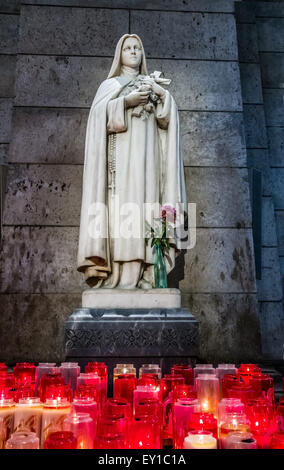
[0, 361, 284, 449]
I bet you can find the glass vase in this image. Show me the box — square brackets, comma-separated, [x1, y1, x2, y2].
[154, 244, 167, 288]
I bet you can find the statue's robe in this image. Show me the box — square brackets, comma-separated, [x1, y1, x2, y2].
[77, 75, 187, 287]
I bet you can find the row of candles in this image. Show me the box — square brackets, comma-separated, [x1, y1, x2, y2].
[0, 361, 284, 449]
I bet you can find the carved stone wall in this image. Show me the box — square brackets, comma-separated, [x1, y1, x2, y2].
[0, 0, 267, 363]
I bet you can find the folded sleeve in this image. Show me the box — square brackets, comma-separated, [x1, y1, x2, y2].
[107, 96, 127, 133]
[156, 90, 171, 130]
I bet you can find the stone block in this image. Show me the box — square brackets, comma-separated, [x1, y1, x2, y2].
[257, 247, 283, 301]
[275, 211, 284, 256]
[243, 104, 268, 148]
[0, 0, 20, 14]
[268, 127, 284, 167]
[263, 89, 284, 127]
[0, 15, 18, 54]
[0, 144, 8, 165]
[82, 288, 181, 309]
[260, 302, 284, 360]
[0, 99, 13, 142]
[0, 226, 84, 293]
[130, 11, 238, 60]
[256, 3, 284, 18]
[257, 18, 284, 52]
[236, 23, 259, 62]
[0, 293, 81, 362]
[15, 55, 242, 111]
[280, 257, 284, 276]
[185, 167, 252, 228]
[9, 108, 88, 164]
[235, 2, 256, 23]
[0, 55, 16, 97]
[180, 111, 246, 167]
[246, 149, 272, 197]
[20, 0, 239, 13]
[271, 168, 284, 210]
[180, 228, 257, 293]
[260, 52, 284, 89]
[19, 5, 129, 56]
[239, 63, 263, 104]
[3, 164, 82, 225]
[262, 197, 278, 247]
[182, 292, 261, 362]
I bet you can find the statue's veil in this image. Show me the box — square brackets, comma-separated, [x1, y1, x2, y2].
[107, 34, 148, 78]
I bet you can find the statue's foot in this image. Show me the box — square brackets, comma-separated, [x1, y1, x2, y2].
[138, 279, 153, 290]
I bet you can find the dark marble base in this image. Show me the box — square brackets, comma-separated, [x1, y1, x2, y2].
[64, 307, 199, 394]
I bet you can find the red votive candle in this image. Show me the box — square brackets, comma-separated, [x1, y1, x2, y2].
[0, 364, 8, 372]
[221, 374, 243, 398]
[72, 398, 98, 427]
[237, 364, 261, 385]
[173, 398, 201, 449]
[85, 362, 108, 405]
[45, 384, 73, 403]
[14, 386, 35, 403]
[161, 374, 185, 402]
[138, 374, 160, 387]
[173, 384, 197, 402]
[95, 415, 128, 449]
[188, 412, 218, 440]
[135, 398, 163, 423]
[245, 398, 275, 449]
[130, 414, 161, 449]
[250, 374, 274, 405]
[171, 365, 194, 386]
[103, 398, 132, 421]
[44, 431, 77, 449]
[227, 383, 256, 404]
[13, 363, 36, 389]
[270, 431, 284, 449]
[39, 373, 65, 403]
[113, 374, 137, 408]
[74, 384, 99, 403]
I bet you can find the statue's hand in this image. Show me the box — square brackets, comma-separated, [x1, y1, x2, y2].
[124, 90, 150, 109]
[142, 77, 166, 100]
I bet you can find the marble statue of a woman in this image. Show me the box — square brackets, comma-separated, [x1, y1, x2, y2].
[77, 34, 187, 290]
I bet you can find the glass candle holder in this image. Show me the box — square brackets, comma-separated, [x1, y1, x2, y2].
[14, 386, 36, 403]
[85, 362, 108, 405]
[222, 431, 257, 449]
[194, 364, 215, 378]
[173, 398, 201, 449]
[0, 363, 8, 371]
[39, 373, 65, 403]
[0, 398, 15, 449]
[130, 414, 161, 449]
[250, 374, 274, 406]
[35, 364, 57, 394]
[77, 373, 101, 408]
[188, 412, 218, 440]
[183, 430, 217, 449]
[74, 384, 99, 402]
[135, 398, 163, 423]
[138, 374, 160, 389]
[218, 398, 245, 423]
[44, 431, 77, 449]
[237, 364, 261, 385]
[41, 399, 71, 448]
[13, 398, 42, 438]
[227, 383, 256, 404]
[59, 363, 80, 393]
[161, 375, 185, 403]
[113, 374, 137, 408]
[63, 412, 95, 449]
[245, 398, 275, 448]
[171, 365, 193, 386]
[216, 364, 237, 382]
[0, 372, 15, 400]
[13, 363, 36, 389]
[270, 431, 284, 449]
[72, 398, 98, 429]
[195, 374, 220, 417]
[103, 398, 132, 421]
[221, 374, 243, 398]
[6, 431, 39, 449]
[133, 385, 160, 413]
[276, 399, 284, 431]
[219, 412, 250, 449]
[45, 384, 73, 403]
[139, 364, 161, 379]
[113, 364, 136, 382]
[173, 384, 197, 402]
[95, 415, 128, 449]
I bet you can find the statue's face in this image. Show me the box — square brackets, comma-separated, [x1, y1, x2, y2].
[121, 37, 142, 69]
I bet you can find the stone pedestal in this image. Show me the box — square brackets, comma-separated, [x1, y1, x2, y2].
[65, 301, 199, 393]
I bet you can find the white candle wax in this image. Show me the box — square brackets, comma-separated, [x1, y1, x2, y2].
[183, 431, 217, 449]
[41, 400, 71, 448]
[14, 398, 42, 438]
[0, 400, 15, 449]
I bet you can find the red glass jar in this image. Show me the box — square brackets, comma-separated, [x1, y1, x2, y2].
[39, 373, 65, 403]
[113, 374, 137, 408]
[13, 363, 36, 389]
[188, 412, 218, 440]
[221, 374, 243, 398]
[270, 432, 284, 449]
[95, 416, 128, 449]
[246, 398, 275, 448]
[0, 363, 8, 372]
[250, 374, 274, 405]
[138, 374, 160, 388]
[103, 398, 132, 421]
[135, 398, 163, 423]
[171, 365, 193, 386]
[130, 414, 161, 449]
[173, 384, 197, 402]
[85, 362, 108, 404]
[44, 431, 77, 449]
[276, 398, 284, 431]
[14, 386, 35, 402]
[45, 384, 73, 403]
[161, 375, 185, 402]
[237, 364, 261, 385]
[227, 383, 256, 404]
